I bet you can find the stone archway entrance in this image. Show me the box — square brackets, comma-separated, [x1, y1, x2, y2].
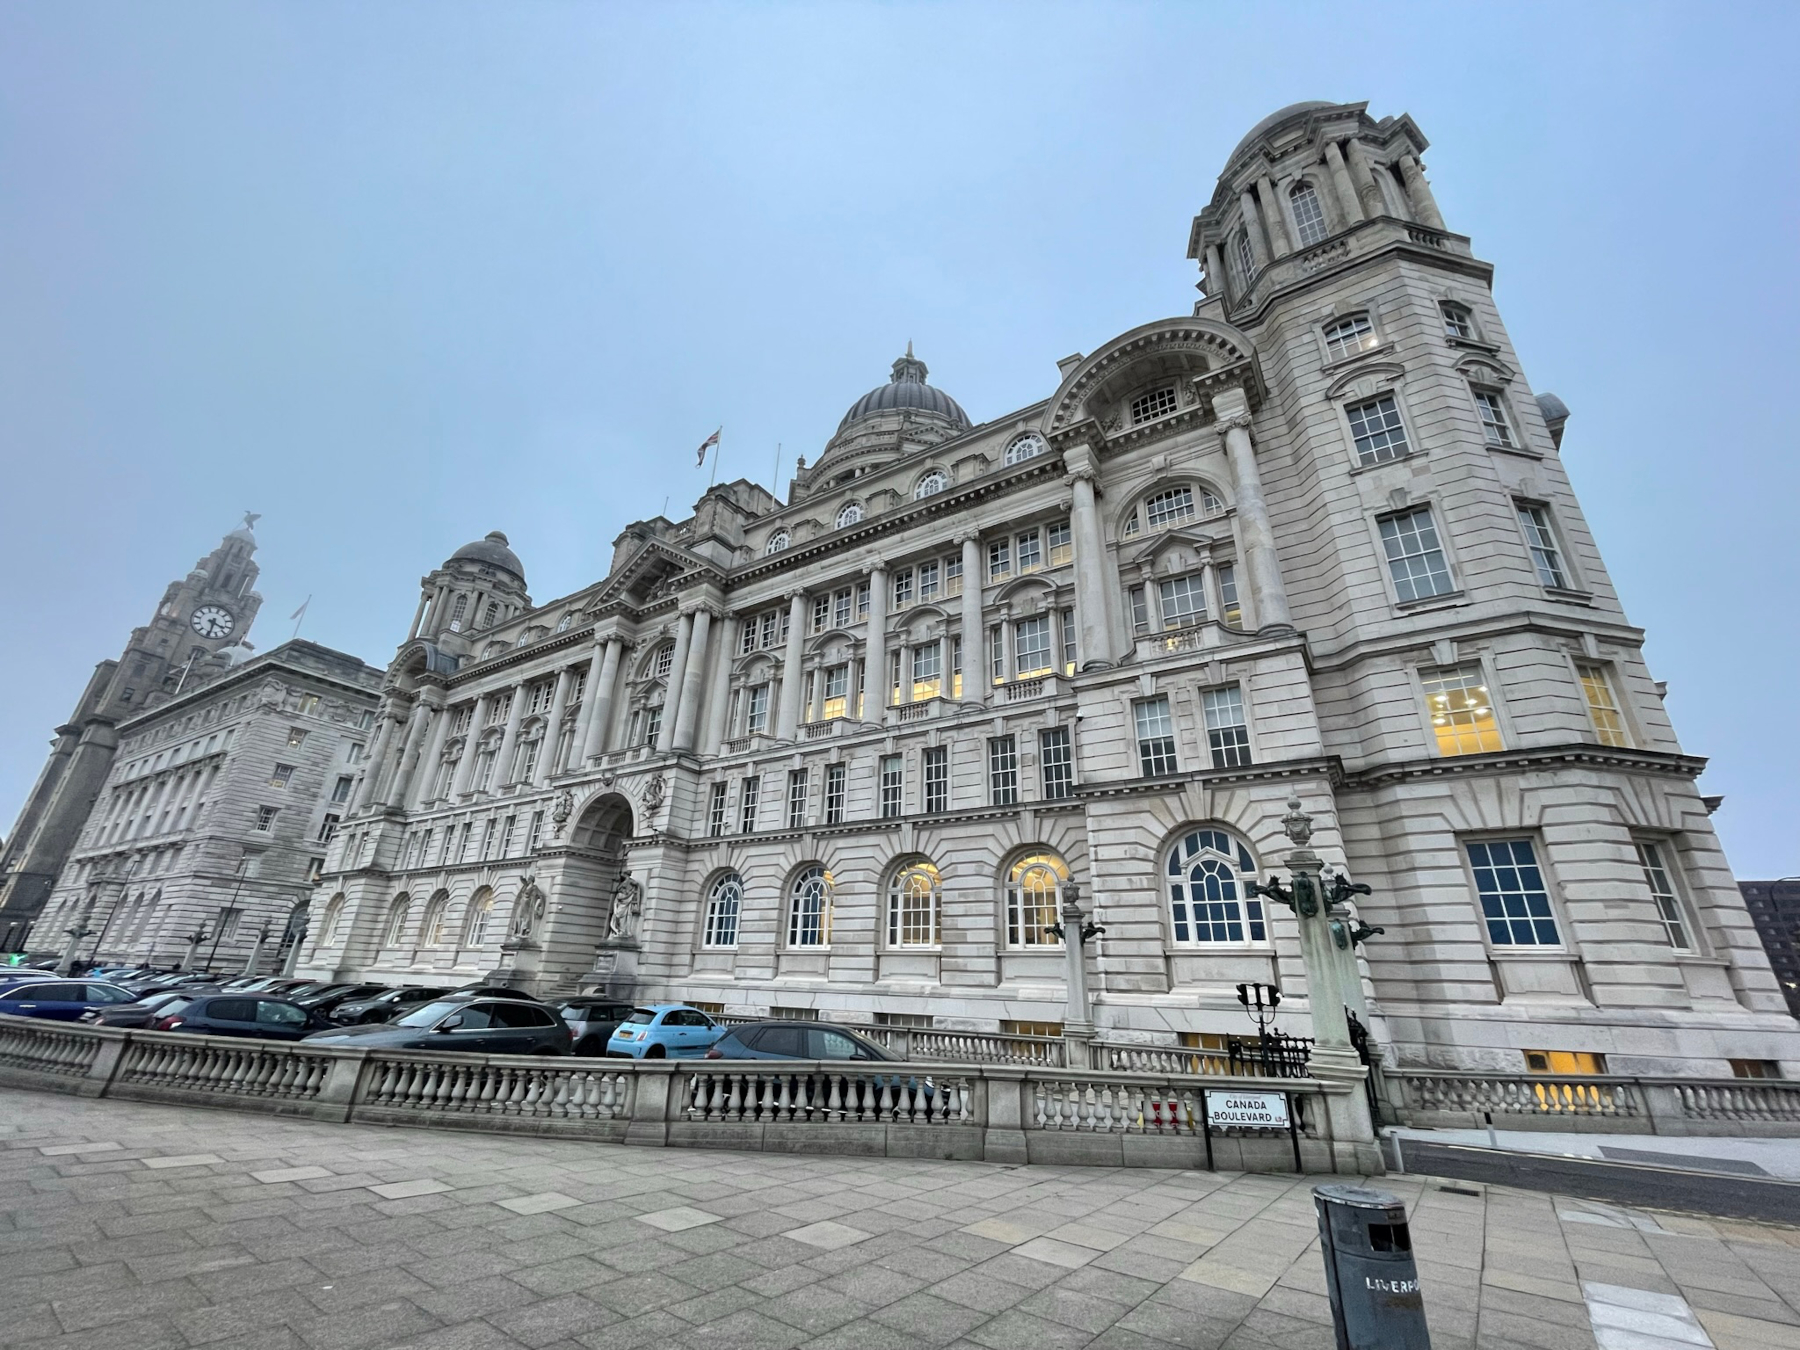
[506, 793, 635, 996]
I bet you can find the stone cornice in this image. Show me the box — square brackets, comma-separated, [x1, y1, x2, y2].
[1300, 610, 1646, 673]
[1339, 743, 1706, 791]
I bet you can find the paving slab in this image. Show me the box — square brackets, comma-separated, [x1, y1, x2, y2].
[3, 1087, 1798, 1350]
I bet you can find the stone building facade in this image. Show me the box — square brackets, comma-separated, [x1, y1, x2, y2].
[29, 641, 382, 972]
[299, 100, 1799, 1076]
[1, 518, 268, 948]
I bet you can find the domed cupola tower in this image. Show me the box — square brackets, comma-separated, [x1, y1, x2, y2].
[411, 530, 532, 648]
[795, 346, 972, 497]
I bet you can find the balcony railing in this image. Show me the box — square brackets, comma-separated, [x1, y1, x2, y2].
[0, 1013, 1359, 1172]
[1388, 1069, 1800, 1135]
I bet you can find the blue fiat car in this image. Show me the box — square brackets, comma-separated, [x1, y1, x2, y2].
[606, 1004, 723, 1059]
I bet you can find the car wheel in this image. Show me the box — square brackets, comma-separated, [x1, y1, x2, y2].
[645, 1044, 665, 1059]
[574, 1037, 601, 1057]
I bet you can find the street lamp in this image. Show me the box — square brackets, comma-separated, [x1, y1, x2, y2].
[179, 929, 210, 972]
[1043, 879, 1106, 1068]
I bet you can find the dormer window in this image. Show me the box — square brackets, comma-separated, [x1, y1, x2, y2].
[1441, 302, 1476, 340]
[1004, 432, 1046, 465]
[515, 632, 530, 648]
[914, 470, 948, 500]
[836, 502, 863, 528]
[1323, 313, 1377, 360]
[1129, 386, 1179, 425]
[1290, 180, 1328, 246]
[765, 530, 791, 555]
[555, 612, 573, 632]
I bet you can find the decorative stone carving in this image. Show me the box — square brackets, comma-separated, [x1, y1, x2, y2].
[508, 876, 547, 939]
[607, 873, 643, 939]
[549, 789, 574, 837]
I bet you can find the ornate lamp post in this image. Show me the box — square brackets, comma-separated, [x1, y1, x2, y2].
[1046, 879, 1105, 1068]
[242, 925, 273, 976]
[178, 929, 210, 972]
[56, 924, 96, 977]
[1245, 797, 1378, 1156]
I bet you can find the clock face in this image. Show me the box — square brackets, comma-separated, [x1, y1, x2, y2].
[190, 605, 235, 639]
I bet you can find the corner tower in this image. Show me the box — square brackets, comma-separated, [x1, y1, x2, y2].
[0, 516, 267, 946]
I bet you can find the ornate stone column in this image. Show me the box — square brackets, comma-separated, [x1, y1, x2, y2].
[349, 699, 400, 813]
[386, 696, 436, 808]
[492, 684, 527, 787]
[701, 615, 738, 754]
[581, 639, 622, 763]
[1212, 386, 1292, 632]
[535, 668, 574, 785]
[776, 592, 807, 737]
[1063, 445, 1114, 668]
[1238, 187, 1270, 269]
[866, 563, 888, 722]
[655, 612, 695, 754]
[1322, 141, 1364, 225]
[959, 536, 985, 702]
[1343, 139, 1385, 221]
[672, 607, 713, 751]
[1203, 242, 1228, 302]
[1257, 175, 1291, 257]
[452, 693, 491, 795]
[1397, 153, 1445, 230]
[410, 692, 453, 807]
[406, 592, 429, 641]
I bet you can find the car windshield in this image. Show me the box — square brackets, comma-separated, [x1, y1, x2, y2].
[393, 1000, 466, 1028]
[625, 1009, 655, 1025]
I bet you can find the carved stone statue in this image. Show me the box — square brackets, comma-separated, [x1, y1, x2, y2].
[549, 789, 574, 837]
[508, 876, 547, 940]
[607, 873, 643, 940]
[641, 774, 666, 809]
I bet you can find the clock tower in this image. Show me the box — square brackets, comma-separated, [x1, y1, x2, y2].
[0, 516, 266, 947]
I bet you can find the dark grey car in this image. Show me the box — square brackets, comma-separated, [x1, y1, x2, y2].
[303, 996, 571, 1055]
[557, 999, 638, 1056]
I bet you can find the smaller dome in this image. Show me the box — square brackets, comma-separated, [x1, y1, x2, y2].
[1535, 392, 1570, 424]
[1230, 100, 1337, 162]
[448, 530, 525, 581]
[837, 346, 971, 433]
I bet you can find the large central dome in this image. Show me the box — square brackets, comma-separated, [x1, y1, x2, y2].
[836, 346, 970, 433]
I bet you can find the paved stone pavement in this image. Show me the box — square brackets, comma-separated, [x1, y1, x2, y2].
[2, 1090, 1798, 1350]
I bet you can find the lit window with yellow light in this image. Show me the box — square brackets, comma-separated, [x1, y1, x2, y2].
[1422, 666, 1503, 755]
[1577, 664, 1628, 747]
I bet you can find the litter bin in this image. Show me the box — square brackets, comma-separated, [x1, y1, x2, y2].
[1313, 1183, 1431, 1350]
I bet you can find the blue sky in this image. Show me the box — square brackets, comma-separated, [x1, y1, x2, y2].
[2, 2, 1796, 874]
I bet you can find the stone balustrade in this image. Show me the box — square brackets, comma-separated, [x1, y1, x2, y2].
[862, 1025, 1066, 1067]
[1390, 1069, 1800, 1138]
[0, 1013, 1371, 1172]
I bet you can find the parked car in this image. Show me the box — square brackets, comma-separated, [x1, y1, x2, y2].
[0, 980, 144, 1021]
[705, 1020, 901, 1063]
[84, 990, 197, 1028]
[304, 996, 570, 1055]
[0, 969, 59, 986]
[292, 982, 390, 1013]
[330, 986, 456, 1025]
[150, 995, 334, 1040]
[606, 1005, 723, 1059]
[557, 999, 638, 1056]
[451, 983, 537, 1000]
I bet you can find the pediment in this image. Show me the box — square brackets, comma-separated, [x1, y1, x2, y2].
[1454, 353, 1516, 387]
[1324, 359, 1408, 401]
[1124, 525, 1223, 573]
[1045, 317, 1259, 437]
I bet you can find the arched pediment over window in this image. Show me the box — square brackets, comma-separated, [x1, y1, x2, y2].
[1043, 317, 1260, 441]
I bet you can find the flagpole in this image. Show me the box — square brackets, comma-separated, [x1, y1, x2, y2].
[708, 429, 722, 491]
[772, 441, 782, 503]
[290, 595, 311, 641]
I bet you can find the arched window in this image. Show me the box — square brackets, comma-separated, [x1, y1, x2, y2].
[1004, 433, 1046, 466]
[765, 530, 791, 555]
[463, 887, 495, 947]
[887, 858, 941, 947]
[788, 865, 834, 947]
[652, 643, 675, 680]
[1167, 829, 1263, 945]
[555, 612, 574, 632]
[703, 872, 742, 948]
[472, 733, 500, 792]
[1006, 852, 1069, 948]
[319, 893, 347, 945]
[420, 890, 450, 946]
[1235, 227, 1255, 285]
[1290, 180, 1327, 246]
[383, 895, 411, 947]
[914, 470, 948, 500]
[835, 502, 864, 528]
